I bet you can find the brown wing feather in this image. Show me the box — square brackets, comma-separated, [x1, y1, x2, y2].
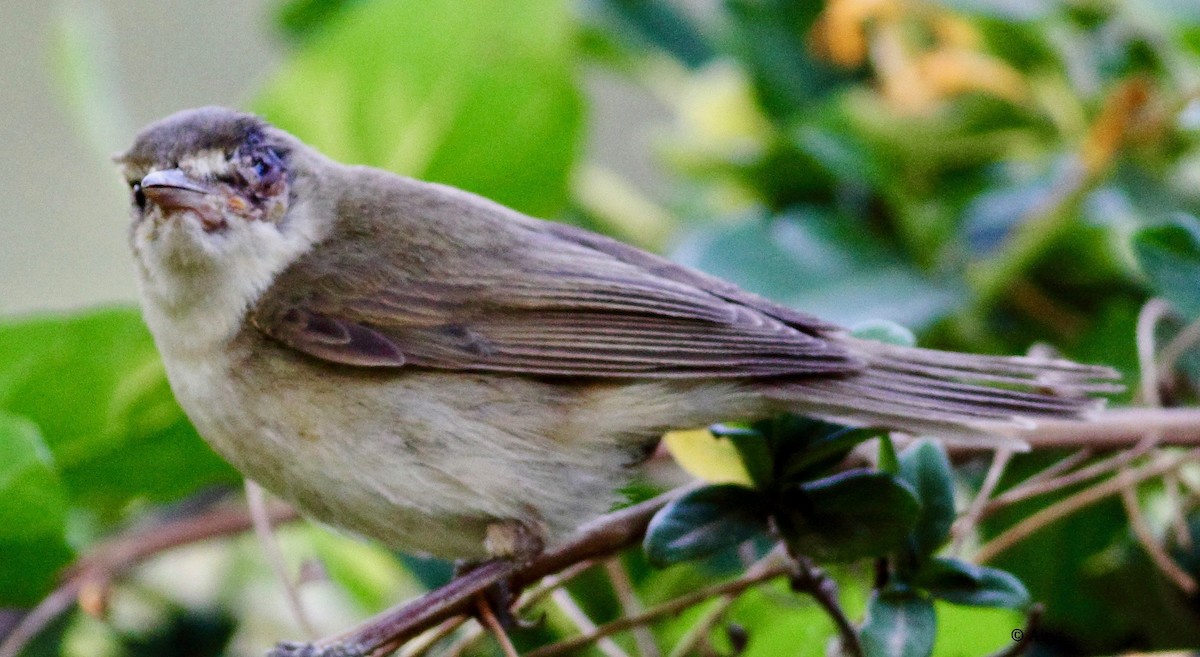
[252, 175, 861, 378]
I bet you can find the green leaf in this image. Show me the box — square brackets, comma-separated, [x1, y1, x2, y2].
[861, 590, 936, 657]
[644, 484, 769, 567]
[851, 320, 917, 347]
[582, 0, 714, 68]
[898, 440, 956, 561]
[255, 0, 584, 219]
[276, 0, 365, 42]
[778, 426, 884, 483]
[710, 423, 773, 488]
[0, 412, 74, 605]
[776, 470, 919, 562]
[0, 308, 237, 521]
[1132, 216, 1200, 319]
[724, 0, 857, 118]
[878, 435, 899, 475]
[916, 558, 1031, 609]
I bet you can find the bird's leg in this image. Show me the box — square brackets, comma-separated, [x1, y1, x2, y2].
[267, 559, 516, 657]
[484, 518, 546, 563]
[469, 519, 547, 632]
[267, 520, 546, 657]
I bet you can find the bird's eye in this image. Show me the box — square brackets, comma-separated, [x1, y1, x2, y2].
[131, 182, 146, 210]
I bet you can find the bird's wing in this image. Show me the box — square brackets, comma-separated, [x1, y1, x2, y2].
[250, 178, 861, 378]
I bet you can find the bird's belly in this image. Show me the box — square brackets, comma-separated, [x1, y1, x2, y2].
[161, 350, 633, 559]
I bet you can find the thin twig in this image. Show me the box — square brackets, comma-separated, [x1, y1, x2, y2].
[976, 449, 1200, 563]
[1112, 300, 1186, 591]
[0, 502, 299, 657]
[438, 560, 599, 657]
[523, 563, 791, 657]
[1137, 299, 1173, 408]
[952, 448, 1012, 553]
[271, 492, 682, 657]
[399, 617, 469, 657]
[604, 559, 661, 657]
[1118, 477, 1198, 593]
[982, 438, 1158, 518]
[246, 480, 316, 639]
[665, 551, 786, 657]
[477, 595, 521, 657]
[790, 557, 863, 657]
[1015, 449, 1092, 488]
[665, 597, 732, 657]
[550, 588, 632, 657]
[1156, 314, 1200, 381]
[1165, 473, 1194, 550]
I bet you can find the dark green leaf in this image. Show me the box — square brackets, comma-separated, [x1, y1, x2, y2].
[276, 0, 365, 42]
[581, 0, 714, 67]
[644, 484, 769, 567]
[725, 0, 858, 117]
[0, 412, 74, 605]
[749, 415, 874, 483]
[1132, 216, 1200, 319]
[861, 589, 936, 657]
[255, 0, 583, 219]
[778, 426, 884, 483]
[916, 558, 1031, 609]
[777, 470, 919, 562]
[898, 440, 956, 560]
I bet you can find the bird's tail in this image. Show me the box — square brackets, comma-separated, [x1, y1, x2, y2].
[760, 337, 1122, 446]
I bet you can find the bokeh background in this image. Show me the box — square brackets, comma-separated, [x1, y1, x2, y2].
[5, 0, 1200, 656]
[0, 0, 674, 313]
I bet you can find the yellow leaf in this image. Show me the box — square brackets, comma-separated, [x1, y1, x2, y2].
[663, 429, 753, 485]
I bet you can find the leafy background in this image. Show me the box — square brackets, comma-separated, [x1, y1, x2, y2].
[5, 0, 1200, 655]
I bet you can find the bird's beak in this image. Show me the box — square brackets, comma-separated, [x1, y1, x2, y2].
[140, 169, 214, 212]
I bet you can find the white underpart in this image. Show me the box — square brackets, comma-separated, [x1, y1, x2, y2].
[131, 194, 322, 358]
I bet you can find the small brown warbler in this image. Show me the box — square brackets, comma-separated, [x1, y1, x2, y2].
[117, 107, 1115, 561]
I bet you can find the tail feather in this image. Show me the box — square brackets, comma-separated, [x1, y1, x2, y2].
[762, 337, 1122, 445]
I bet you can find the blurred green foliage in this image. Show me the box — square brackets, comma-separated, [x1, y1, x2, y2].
[7, 0, 1200, 655]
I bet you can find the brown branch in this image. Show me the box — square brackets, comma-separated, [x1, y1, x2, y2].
[976, 448, 1200, 563]
[476, 595, 520, 657]
[1119, 477, 1198, 594]
[980, 437, 1158, 519]
[437, 560, 598, 657]
[1012, 409, 1200, 450]
[0, 501, 299, 657]
[269, 492, 681, 657]
[549, 588, 632, 657]
[789, 555, 862, 657]
[604, 558, 661, 657]
[951, 448, 1012, 553]
[246, 480, 316, 638]
[523, 561, 792, 657]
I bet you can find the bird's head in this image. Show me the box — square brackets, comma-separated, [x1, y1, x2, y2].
[117, 107, 328, 339]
